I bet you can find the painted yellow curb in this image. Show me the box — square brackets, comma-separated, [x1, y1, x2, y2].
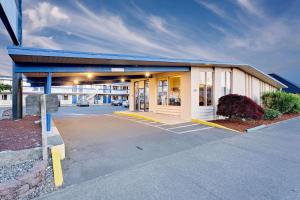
[192, 118, 241, 133]
[51, 148, 63, 187]
[114, 111, 161, 123]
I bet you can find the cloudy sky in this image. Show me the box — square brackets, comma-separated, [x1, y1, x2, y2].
[0, 0, 299, 83]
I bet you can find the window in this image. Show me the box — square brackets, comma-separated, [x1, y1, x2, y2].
[221, 72, 231, 96]
[33, 87, 39, 91]
[63, 95, 68, 100]
[1, 95, 8, 101]
[199, 72, 213, 106]
[157, 80, 168, 105]
[169, 76, 181, 106]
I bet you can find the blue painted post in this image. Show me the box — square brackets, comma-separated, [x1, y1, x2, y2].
[46, 72, 52, 133]
[11, 0, 23, 119]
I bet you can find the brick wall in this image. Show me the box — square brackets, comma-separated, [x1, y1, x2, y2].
[0, 161, 47, 200]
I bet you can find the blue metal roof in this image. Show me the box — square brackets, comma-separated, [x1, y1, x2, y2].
[7, 46, 287, 88]
[7, 46, 243, 66]
[269, 73, 300, 94]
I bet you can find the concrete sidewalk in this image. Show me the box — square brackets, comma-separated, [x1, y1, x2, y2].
[40, 117, 300, 200]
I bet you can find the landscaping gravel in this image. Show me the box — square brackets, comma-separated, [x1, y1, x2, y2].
[0, 159, 38, 183]
[24, 152, 57, 200]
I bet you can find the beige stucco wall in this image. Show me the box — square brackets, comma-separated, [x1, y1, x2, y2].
[129, 67, 280, 121]
[232, 68, 246, 96]
[129, 72, 191, 120]
[232, 68, 278, 105]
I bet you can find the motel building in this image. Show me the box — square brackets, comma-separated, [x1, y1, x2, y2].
[0, 75, 129, 107]
[7, 46, 285, 121]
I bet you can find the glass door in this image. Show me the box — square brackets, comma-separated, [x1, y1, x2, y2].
[134, 80, 149, 111]
[138, 88, 145, 110]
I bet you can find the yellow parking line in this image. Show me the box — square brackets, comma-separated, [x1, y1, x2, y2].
[191, 118, 241, 133]
[113, 111, 161, 123]
[51, 148, 64, 187]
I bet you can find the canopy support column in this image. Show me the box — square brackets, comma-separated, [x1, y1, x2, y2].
[45, 72, 52, 133]
[12, 67, 23, 120]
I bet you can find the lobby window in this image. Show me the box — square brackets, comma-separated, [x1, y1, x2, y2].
[221, 72, 231, 96]
[169, 76, 181, 106]
[199, 72, 213, 106]
[157, 80, 168, 105]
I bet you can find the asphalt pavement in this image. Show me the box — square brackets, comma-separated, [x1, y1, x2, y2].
[38, 106, 300, 200]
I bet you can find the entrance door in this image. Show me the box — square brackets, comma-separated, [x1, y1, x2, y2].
[134, 80, 149, 111]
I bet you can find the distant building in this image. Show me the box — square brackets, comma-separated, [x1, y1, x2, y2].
[269, 73, 300, 94]
[0, 76, 129, 107]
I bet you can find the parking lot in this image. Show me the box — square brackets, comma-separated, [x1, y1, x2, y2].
[44, 106, 300, 200]
[53, 107, 235, 186]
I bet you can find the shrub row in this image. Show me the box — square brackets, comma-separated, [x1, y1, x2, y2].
[262, 91, 300, 114]
[217, 92, 300, 121]
[263, 108, 282, 120]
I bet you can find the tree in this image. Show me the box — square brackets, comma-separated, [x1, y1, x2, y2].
[0, 83, 11, 93]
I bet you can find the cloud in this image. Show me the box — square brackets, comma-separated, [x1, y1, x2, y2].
[0, 0, 299, 83]
[24, 2, 69, 31]
[194, 0, 227, 18]
[236, 0, 263, 17]
[147, 15, 176, 37]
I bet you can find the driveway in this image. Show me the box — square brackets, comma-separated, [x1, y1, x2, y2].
[53, 104, 127, 118]
[42, 111, 300, 200]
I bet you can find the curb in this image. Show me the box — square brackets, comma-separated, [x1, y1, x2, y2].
[48, 120, 65, 160]
[246, 124, 266, 132]
[192, 118, 241, 133]
[51, 148, 63, 187]
[113, 111, 161, 123]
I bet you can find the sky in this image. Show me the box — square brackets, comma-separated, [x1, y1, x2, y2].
[0, 0, 299, 83]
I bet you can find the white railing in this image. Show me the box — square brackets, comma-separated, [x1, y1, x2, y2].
[23, 86, 129, 95]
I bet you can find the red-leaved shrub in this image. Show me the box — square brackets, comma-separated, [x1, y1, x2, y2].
[217, 94, 264, 120]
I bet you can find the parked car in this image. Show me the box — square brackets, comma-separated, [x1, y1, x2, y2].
[77, 99, 89, 107]
[122, 100, 129, 108]
[111, 99, 123, 106]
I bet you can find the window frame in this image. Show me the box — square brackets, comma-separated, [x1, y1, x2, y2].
[199, 71, 214, 107]
[1, 94, 8, 101]
[168, 76, 181, 106]
[63, 95, 68, 101]
[157, 76, 182, 106]
[221, 71, 232, 97]
[157, 78, 168, 106]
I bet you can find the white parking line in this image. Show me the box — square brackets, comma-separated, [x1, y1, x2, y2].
[106, 114, 214, 135]
[106, 114, 178, 133]
[177, 127, 213, 134]
[167, 124, 198, 130]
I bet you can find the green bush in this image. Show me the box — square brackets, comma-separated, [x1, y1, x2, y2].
[264, 108, 281, 120]
[0, 83, 11, 93]
[262, 91, 300, 113]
